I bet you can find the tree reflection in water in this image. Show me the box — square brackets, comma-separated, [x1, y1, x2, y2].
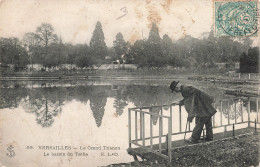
[0, 84, 28, 109]
[89, 86, 109, 127]
[248, 100, 259, 113]
[216, 98, 260, 121]
[35, 97, 61, 127]
[221, 99, 243, 120]
[4, 81, 256, 128]
[21, 87, 63, 127]
[113, 86, 128, 116]
[126, 85, 175, 125]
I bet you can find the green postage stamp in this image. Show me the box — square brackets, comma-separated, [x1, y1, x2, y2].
[215, 0, 258, 37]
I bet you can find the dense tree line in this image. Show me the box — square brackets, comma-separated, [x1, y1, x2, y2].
[129, 23, 253, 69]
[0, 22, 257, 71]
[0, 37, 30, 71]
[240, 47, 259, 73]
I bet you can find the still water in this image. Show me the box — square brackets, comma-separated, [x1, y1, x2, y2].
[0, 79, 258, 167]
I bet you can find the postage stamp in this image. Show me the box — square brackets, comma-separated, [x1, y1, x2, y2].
[215, 0, 258, 37]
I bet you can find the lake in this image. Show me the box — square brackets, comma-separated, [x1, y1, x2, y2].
[0, 79, 258, 167]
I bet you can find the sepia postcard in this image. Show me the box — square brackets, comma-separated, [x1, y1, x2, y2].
[0, 0, 259, 166]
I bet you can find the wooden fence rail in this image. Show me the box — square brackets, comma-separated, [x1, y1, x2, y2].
[128, 97, 260, 163]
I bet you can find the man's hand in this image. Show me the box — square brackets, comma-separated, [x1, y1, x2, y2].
[174, 101, 180, 105]
[171, 101, 179, 105]
[187, 117, 193, 123]
[174, 100, 183, 106]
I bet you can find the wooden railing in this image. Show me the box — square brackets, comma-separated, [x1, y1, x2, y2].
[128, 97, 260, 163]
[128, 104, 173, 162]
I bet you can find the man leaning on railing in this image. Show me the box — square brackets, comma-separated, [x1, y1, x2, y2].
[170, 81, 217, 143]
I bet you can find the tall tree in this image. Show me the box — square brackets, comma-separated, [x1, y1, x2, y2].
[33, 23, 63, 69]
[113, 32, 127, 63]
[89, 21, 107, 67]
[35, 23, 58, 47]
[147, 23, 161, 43]
[145, 23, 164, 68]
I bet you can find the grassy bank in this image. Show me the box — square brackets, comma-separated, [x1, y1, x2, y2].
[107, 131, 260, 167]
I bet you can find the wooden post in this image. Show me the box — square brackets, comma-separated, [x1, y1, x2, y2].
[168, 117, 172, 163]
[228, 100, 230, 125]
[241, 99, 244, 122]
[238, 73, 240, 79]
[142, 113, 145, 146]
[140, 110, 143, 140]
[220, 100, 223, 126]
[159, 117, 162, 153]
[213, 114, 215, 128]
[161, 107, 163, 135]
[128, 109, 131, 148]
[235, 100, 237, 124]
[170, 105, 173, 131]
[249, 73, 251, 79]
[150, 113, 153, 150]
[256, 99, 259, 123]
[135, 111, 137, 141]
[179, 105, 182, 132]
[170, 105, 173, 118]
[233, 124, 235, 137]
[248, 99, 251, 127]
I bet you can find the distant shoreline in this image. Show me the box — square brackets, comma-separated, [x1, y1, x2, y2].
[1, 71, 259, 98]
[0, 68, 259, 81]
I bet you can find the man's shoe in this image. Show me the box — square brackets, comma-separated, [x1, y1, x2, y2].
[185, 138, 198, 144]
[205, 138, 213, 142]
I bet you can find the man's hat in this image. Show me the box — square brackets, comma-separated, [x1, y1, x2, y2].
[170, 81, 179, 92]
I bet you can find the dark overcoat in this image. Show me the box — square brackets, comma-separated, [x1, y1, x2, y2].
[180, 85, 217, 118]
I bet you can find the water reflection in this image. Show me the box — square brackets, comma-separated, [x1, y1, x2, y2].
[89, 86, 108, 127]
[1, 81, 258, 128]
[151, 107, 161, 125]
[0, 81, 174, 128]
[215, 99, 259, 121]
[218, 99, 243, 120]
[0, 84, 28, 109]
[113, 86, 128, 116]
[20, 87, 63, 127]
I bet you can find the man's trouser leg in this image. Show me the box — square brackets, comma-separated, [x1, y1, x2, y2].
[191, 117, 204, 141]
[205, 117, 213, 140]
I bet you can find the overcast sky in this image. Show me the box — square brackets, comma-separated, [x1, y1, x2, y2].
[0, 0, 258, 46]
